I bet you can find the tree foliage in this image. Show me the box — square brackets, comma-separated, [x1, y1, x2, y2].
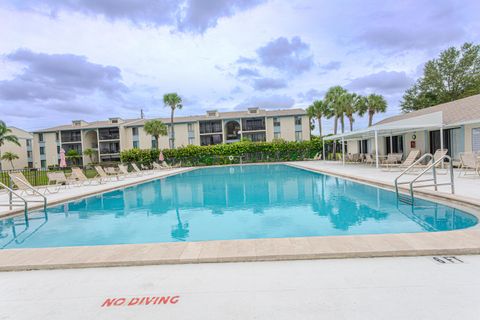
[163, 93, 183, 149]
[401, 42, 480, 112]
[143, 119, 168, 149]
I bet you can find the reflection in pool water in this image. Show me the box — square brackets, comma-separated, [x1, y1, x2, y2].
[0, 165, 477, 249]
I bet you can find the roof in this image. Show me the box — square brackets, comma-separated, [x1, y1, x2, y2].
[329, 94, 480, 141]
[375, 94, 480, 126]
[33, 119, 140, 133]
[125, 108, 307, 127]
[33, 108, 306, 132]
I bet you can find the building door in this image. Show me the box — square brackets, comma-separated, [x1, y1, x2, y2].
[429, 129, 451, 156]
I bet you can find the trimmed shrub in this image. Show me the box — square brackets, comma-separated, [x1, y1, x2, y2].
[120, 138, 328, 167]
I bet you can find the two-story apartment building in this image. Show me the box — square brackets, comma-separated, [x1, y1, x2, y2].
[30, 108, 310, 168]
[0, 127, 33, 170]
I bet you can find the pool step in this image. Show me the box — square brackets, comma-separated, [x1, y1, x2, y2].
[398, 194, 413, 205]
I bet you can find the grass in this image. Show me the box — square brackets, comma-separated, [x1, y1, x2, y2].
[0, 168, 98, 187]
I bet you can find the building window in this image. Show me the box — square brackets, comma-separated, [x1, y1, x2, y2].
[61, 130, 81, 142]
[200, 134, 223, 146]
[39, 147, 45, 155]
[242, 118, 265, 131]
[243, 132, 266, 142]
[295, 131, 302, 142]
[55, 132, 59, 141]
[99, 141, 120, 154]
[132, 127, 139, 136]
[199, 121, 222, 134]
[385, 135, 404, 154]
[188, 137, 195, 145]
[38, 133, 44, 142]
[57, 146, 61, 154]
[188, 123, 194, 133]
[151, 139, 158, 149]
[26, 139, 31, 147]
[273, 117, 280, 127]
[295, 116, 302, 126]
[28, 162, 33, 168]
[27, 151, 32, 158]
[133, 141, 139, 148]
[473, 128, 480, 152]
[98, 128, 119, 140]
[40, 160, 46, 168]
[274, 132, 281, 139]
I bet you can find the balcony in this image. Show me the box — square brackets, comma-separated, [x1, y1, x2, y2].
[98, 128, 120, 140]
[61, 130, 81, 143]
[242, 118, 265, 131]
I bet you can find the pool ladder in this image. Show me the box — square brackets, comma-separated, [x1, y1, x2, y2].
[0, 180, 47, 218]
[394, 153, 455, 205]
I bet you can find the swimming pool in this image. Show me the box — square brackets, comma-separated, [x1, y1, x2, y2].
[0, 164, 477, 249]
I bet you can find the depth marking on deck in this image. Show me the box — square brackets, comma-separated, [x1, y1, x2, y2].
[432, 256, 464, 264]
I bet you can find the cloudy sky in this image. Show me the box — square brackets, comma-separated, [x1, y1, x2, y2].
[0, 0, 479, 133]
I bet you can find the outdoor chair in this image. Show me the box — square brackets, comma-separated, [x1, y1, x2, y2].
[382, 149, 420, 171]
[46, 171, 79, 188]
[95, 166, 121, 181]
[364, 154, 375, 166]
[118, 164, 138, 177]
[71, 167, 104, 185]
[131, 163, 153, 175]
[458, 152, 480, 177]
[8, 171, 60, 195]
[104, 167, 125, 180]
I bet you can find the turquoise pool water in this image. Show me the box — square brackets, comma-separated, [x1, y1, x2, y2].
[0, 164, 477, 249]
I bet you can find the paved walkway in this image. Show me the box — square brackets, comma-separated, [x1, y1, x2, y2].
[1, 255, 479, 319]
[291, 161, 480, 205]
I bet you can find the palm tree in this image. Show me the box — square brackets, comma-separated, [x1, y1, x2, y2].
[324, 86, 347, 159]
[66, 149, 81, 166]
[0, 121, 20, 171]
[163, 93, 183, 149]
[83, 148, 96, 165]
[342, 93, 366, 132]
[325, 86, 348, 134]
[144, 120, 168, 149]
[1, 152, 19, 169]
[306, 99, 329, 137]
[358, 93, 388, 126]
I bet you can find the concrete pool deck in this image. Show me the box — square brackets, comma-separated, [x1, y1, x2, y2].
[0, 161, 479, 271]
[2, 255, 479, 319]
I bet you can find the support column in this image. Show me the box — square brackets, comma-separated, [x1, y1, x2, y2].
[440, 126, 444, 169]
[374, 130, 379, 168]
[322, 139, 326, 161]
[342, 137, 345, 166]
[389, 134, 393, 154]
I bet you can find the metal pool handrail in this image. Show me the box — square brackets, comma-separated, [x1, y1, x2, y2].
[394, 153, 433, 198]
[0, 181, 29, 218]
[9, 175, 47, 211]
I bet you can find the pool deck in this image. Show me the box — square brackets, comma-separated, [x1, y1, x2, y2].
[0, 162, 479, 271]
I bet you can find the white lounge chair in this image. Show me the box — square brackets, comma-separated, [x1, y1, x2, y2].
[458, 152, 480, 177]
[382, 149, 420, 171]
[71, 167, 104, 185]
[9, 171, 60, 195]
[104, 166, 125, 180]
[131, 163, 153, 175]
[118, 164, 138, 177]
[47, 171, 79, 188]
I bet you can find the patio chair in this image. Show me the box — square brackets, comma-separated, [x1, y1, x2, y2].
[104, 166, 125, 180]
[152, 162, 168, 170]
[118, 164, 138, 177]
[131, 163, 153, 175]
[95, 166, 120, 181]
[313, 152, 322, 160]
[71, 167, 104, 185]
[9, 172, 60, 195]
[458, 152, 480, 177]
[159, 161, 182, 169]
[364, 154, 375, 166]
[47, 171, 79, 188]
[382, 149, 420, 171]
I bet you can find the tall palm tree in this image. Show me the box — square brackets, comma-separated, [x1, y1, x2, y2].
[324, 86, 347, 159]
[1, 152, 19, 170]
[342, 93, 366, 132]
[358, 93, 388, 126]
[144, 120, 168, 149]
[163, 93, 183, 149]
[0, 121, 20, 171]
[306, 99, 329, 137]
[325, 86, 348, 134]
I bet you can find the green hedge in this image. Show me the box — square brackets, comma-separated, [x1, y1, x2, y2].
[120, 139, 327, 167]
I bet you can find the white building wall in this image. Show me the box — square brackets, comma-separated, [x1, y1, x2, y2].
[0, 127, 32, 170]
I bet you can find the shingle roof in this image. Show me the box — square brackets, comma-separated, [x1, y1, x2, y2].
[375, 94, 480, 126]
